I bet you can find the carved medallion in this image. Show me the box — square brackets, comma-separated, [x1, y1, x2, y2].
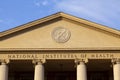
[52, 27, 71, 43]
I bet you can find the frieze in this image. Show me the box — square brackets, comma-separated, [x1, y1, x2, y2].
[0, 53, 119, 60]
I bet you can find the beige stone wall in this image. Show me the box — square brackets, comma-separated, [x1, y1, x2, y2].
[0, 20, 120, 48]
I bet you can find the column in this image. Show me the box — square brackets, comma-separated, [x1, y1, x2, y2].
[0, 60, 9, 80]
[33, 59, 46, 80]
[112, 59, 120, 80]
[75, 59, 88, 80]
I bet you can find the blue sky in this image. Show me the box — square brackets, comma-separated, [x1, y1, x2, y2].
[0, 0, 120, 32]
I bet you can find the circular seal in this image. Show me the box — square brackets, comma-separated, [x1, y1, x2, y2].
[52, 27, 71, 43]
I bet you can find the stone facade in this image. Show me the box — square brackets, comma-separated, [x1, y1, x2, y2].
[0, 12, 120, 80]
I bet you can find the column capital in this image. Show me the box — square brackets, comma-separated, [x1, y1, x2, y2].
[75, 58, 88, 65]
[112, 58, 120, 64]
[32, 59, 46, 65]
[0, 59, 9, 65]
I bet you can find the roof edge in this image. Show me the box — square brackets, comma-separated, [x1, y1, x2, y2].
[60, 12, 120, 36]
[0, 12, 120, 38]
[0, 12, 63, 37]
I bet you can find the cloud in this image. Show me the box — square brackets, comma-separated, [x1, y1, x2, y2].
[42, 0, 48, 6]
[54, 0, 120, 29]
[34, 0, 49, 7]
[34, 2, 41, 7]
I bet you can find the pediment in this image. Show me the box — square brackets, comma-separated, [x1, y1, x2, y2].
[0, 12, 120, 50]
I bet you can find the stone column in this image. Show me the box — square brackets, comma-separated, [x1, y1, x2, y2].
[33, 59, 46, 80]
[0, 60, 9, 80]
[112, 59, 120, 80]
[75, 59, 88, 80]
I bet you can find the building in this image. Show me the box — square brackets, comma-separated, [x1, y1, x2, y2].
[0, 12, 120, 80]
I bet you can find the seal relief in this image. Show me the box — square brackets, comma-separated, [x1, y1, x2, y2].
[52, 27, 71, 43]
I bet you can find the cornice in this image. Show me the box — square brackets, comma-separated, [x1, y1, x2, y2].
[0, 12, 120, 38]
[0, 12, 62, 38]
[0, 47, 120, 51]
[60, 13, 120, 37]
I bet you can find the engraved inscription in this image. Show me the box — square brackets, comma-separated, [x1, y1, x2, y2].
[6, 53, 115, 60]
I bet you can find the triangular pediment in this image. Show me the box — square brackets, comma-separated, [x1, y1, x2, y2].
[0, 12, 120, 50]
